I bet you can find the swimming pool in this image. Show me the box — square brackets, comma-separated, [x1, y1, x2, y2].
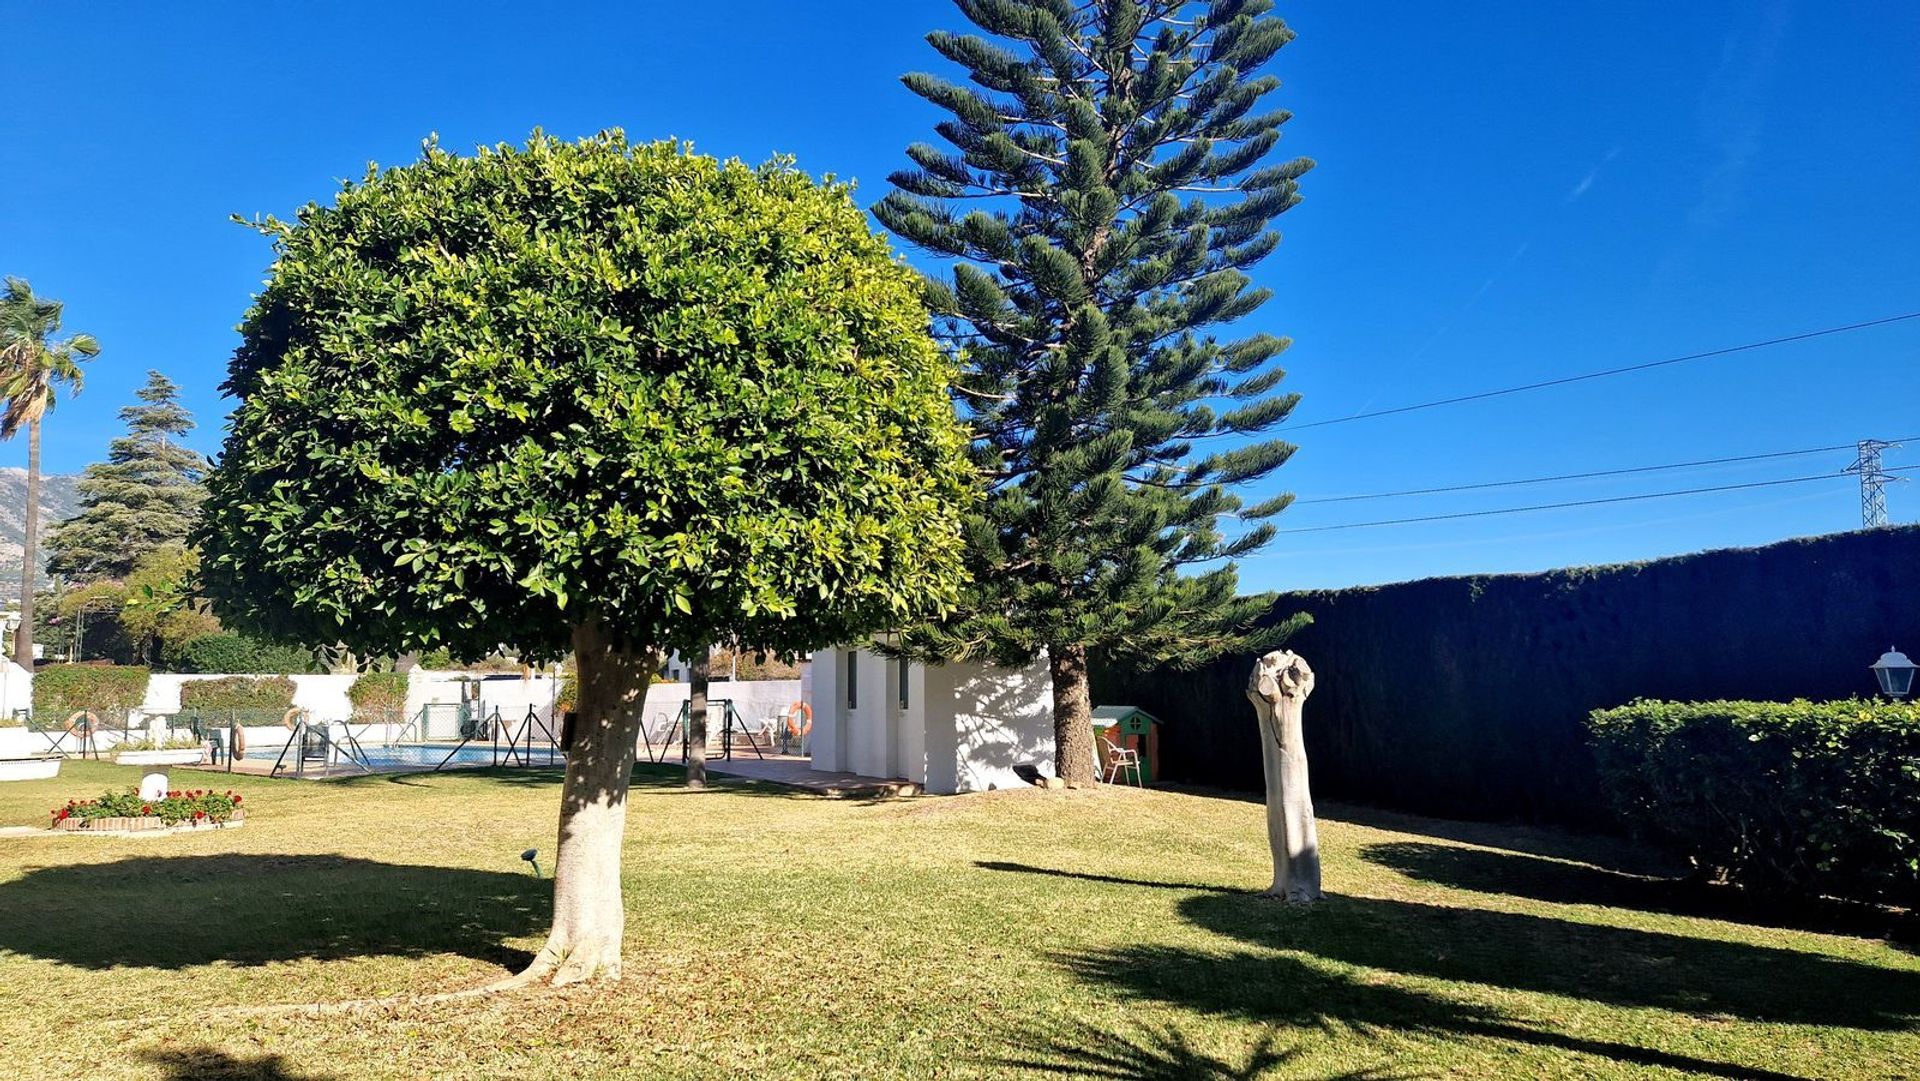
[285, 743, 565, 774]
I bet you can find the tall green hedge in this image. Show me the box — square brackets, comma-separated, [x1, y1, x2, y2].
[33, 665, 151, 722]
[167, 633, 317, 675]
[347, 672, 409, 717]
[179, 676, 297, 712]
[1589, 699, 1920, 905]
[1092, 526, 1920, 826]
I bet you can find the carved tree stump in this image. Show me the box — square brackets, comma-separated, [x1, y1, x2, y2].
[1246, 650, 1322, 902]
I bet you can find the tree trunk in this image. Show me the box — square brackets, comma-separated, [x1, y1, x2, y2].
[1048, 643, 1098, 784]
[686, 647, 710, 789]
[509, 621, 657, 986]
[1247, 650, 1322, 903]
[14, 420, 38, 669]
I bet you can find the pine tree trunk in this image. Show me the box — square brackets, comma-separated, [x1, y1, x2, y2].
[686, 647, 710, 789]
[14, 421, 38, 669]
[1048, 643, 1098, 785]
[509, 621, 656, 986]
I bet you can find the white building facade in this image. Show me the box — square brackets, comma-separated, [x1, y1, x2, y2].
[807, 647, 1053, 794]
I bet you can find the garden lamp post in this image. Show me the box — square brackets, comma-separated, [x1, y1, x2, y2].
[1870, 647, 1915, 699]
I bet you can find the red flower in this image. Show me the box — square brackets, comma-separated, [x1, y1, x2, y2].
[193, 810, 206, 820]
[141, 804, 153, 815]
[233, 795, 243, 804]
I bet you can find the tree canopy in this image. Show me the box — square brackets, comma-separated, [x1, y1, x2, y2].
[875, 0, 1313, 779]
[197, 130, 976, 663]
[47, 370, 206, 581]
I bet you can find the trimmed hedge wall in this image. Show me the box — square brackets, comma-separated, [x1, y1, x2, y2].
[179, 676, 297, 712]
[348, 672, 409, 716]
[1092, 526, 1920, 827]
[1589, 699, 1919, 905]
[33, 665, 151, 721]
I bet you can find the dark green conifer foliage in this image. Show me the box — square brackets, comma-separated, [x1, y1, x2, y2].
[47, 370, 206, 581]
[875, 0, 1312, 782]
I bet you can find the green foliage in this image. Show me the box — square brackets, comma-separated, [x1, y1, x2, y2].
[117, 732, 206, 751]
[120, 544, 221, 662]
[52, 785, 241, 826]
[178, 675, 297, 712]
[1589, 699, 1920, 905]
[32, 665, 150, 721]
[0, 277, 98, 440]
[876, 2, 1312, 672]
[348, 671, 409, 714]
[196, 131, 975, 664]
[46, 370, 206, 582]
[168, 633, 315, 675]
[54, 579, 137, 664]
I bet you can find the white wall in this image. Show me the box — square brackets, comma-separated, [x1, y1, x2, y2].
[809, 648, 1054, 793]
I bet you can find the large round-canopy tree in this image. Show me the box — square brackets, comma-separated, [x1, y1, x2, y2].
[196, 132, 975, 985]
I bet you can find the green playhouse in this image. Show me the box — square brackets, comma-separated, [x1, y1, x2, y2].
[1090, 705, 1163, 784]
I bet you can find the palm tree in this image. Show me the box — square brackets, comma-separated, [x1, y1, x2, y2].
[0, 278, 99, 668]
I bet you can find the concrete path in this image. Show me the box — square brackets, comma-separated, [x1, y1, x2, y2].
[708, 754, 920, 797]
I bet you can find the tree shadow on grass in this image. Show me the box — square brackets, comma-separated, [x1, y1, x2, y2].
[0, 855, 545, 971]
[139, 1047, 335, 1081]
[989, 1019, 1409, 1080]
[1363, 841, 1918, 947]
[984, 862, 1919, 1079]
[1177, 889, 1919, 1030]
[1063, 944, 1810, 1081]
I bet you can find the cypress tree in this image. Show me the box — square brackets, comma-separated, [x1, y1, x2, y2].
[47, 370, 206, 581]
[875, 0, 1312, 783]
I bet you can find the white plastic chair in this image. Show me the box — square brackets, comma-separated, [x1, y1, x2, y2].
[1101, 734, 1143, 786]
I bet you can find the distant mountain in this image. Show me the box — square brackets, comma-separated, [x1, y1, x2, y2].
[0, 469, 83, 594]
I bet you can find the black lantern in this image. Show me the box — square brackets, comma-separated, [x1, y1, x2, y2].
[1870, 648, 1916, 699]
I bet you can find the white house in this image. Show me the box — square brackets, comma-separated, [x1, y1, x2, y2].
[807, 647, 1053, 794]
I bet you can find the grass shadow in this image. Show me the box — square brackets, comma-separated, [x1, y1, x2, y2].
[1363, 841, 1918, 946]
[990, 1019, 1407, 1080]
[0, 854, 545, 971]
[1175, 889, 1920, 1030]
[976, 859, 1239, 894]
[139, 1047, 335, 1081]
[1063, 944, 1812, 1081]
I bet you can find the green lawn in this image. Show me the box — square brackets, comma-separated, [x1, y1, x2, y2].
[0, 760, 1913, 1080]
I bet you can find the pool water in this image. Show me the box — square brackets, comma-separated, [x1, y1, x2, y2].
[350, 744, 564, 771]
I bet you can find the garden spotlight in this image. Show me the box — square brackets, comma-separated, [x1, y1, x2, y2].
[521, 848, 541, 878]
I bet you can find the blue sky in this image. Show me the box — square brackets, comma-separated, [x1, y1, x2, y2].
[2, 1, 1916, 591]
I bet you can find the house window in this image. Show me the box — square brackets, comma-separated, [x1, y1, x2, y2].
[846, 651, 858, 710]
[897, 656, 910, 709]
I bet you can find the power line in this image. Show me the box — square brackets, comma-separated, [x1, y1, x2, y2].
[1288, 311, 1920, 431]
[1296, 438, 1920, 505]
[1276, 465, 1920, 535]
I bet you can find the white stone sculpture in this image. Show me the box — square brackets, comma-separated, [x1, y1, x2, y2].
[1246, 649, 1322, 902]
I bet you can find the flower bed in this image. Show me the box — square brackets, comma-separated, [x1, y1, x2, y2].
[50, 786, 245, 832]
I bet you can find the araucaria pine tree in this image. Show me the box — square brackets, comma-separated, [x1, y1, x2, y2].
[48, 370, 206, 581]
[876, 0, 1312, 783]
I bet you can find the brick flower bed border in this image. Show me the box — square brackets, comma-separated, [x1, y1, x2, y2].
[49, 809, 247, 835]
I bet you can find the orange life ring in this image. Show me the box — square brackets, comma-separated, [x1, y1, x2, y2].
[232, 724, 248, 759]
[783, 702, 813, 737]
[281, 708, 303, 730]
[63, 710, 98, 735]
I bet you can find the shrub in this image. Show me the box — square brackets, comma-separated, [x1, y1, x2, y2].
[179, 676, 297, 712]
[52, 786, 242, 827]
[348, 672, 409, 717]
[1588, 699, 1920, 906]
[33, 665, 150, 722]
[118, 733, 205, 752]
[169, 633, 316, 675]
